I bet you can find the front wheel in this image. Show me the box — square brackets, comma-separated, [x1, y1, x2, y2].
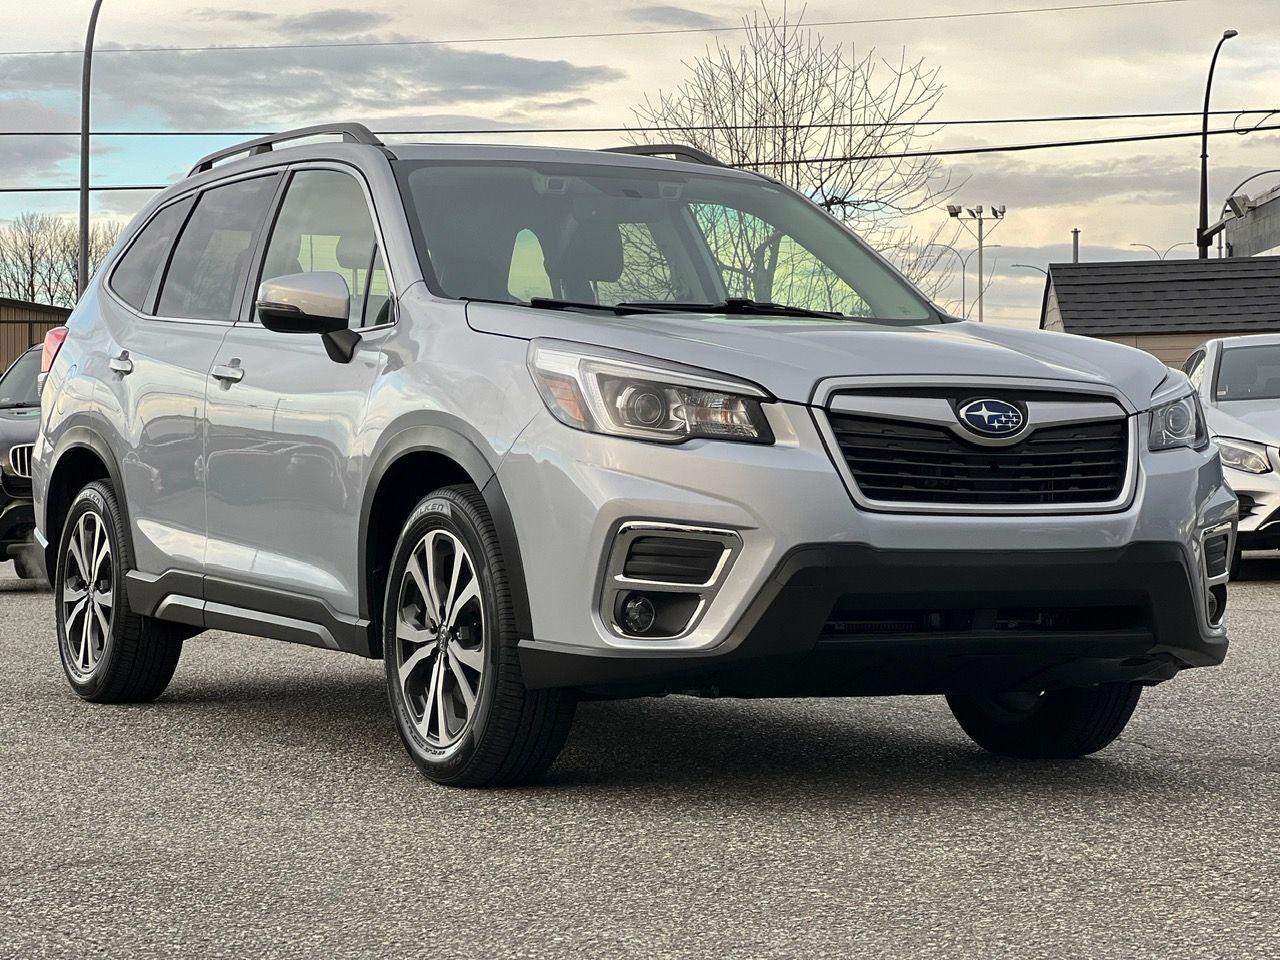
[383, 485, 576, 787]
[947, 683, 1141, 759]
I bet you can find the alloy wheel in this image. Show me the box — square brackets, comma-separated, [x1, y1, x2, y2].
[394, 529, 486, 749]
[62, 511, 114, 679]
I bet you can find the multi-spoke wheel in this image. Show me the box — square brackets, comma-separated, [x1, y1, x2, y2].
[394, 529, 487, 751]
[383, 485, 576, 787]
[61, 511, 114, 679]
[54, 480, 185, 703]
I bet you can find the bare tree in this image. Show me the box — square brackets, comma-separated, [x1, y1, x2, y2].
[0, 213, 120, 308]
[629, 5, 961, 301]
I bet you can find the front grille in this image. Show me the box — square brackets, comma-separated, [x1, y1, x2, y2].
[7, 444, 32, 479]
[828, 414, 1128, 506]
[623, 535, 725, 584]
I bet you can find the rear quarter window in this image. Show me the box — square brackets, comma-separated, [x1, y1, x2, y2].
[108, 198, 193, 312]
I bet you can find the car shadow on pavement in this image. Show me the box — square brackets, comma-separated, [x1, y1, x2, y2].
[149, 664, 1192, 799]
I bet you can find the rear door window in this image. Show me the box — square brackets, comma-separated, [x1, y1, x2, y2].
[109, 197, 193, 312]
[157, 175, 279, 322]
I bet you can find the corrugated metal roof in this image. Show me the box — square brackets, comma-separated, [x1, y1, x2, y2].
[1042, 256, 1280, 336]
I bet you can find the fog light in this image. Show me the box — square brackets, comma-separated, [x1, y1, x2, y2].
[621, 594, 657, 635]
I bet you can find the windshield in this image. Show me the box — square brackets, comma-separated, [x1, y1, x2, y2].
[0, 349, 39, 407]
[394, 159, 935, 324]
[1215, 344, 1280, 401]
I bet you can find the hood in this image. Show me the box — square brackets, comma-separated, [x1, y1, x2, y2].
[466, 303, 1170, 407]
[1207, 398, 1280, 444]
[0, 405, 39, 454]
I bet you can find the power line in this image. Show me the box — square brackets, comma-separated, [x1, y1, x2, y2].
[4, 120, 1277, 194]
[1, 108, 1278, 139]
[0, 0, 1212, 58]
[744, 121, 1280, 165]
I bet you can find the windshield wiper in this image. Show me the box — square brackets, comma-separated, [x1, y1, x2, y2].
[616, 298, 845, 320]
[462, 296, 657, 316]
[0, 401, 39, 409]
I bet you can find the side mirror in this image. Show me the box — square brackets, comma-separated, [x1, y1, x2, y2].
[256, 272, 361, 363]
[256, 272, 350, 334]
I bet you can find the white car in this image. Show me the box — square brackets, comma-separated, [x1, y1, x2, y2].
[1186, 334, 1280, 576]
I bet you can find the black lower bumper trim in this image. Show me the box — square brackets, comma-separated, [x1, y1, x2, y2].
[519, 542, 1227, 695]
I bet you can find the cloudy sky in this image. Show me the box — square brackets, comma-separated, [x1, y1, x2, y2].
[3, 0, 1277, 325]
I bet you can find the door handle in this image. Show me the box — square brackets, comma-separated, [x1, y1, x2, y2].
[211, 361, 245, 384]
[109, 352, 133, 375]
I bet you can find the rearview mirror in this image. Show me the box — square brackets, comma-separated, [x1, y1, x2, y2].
[256, 272, 350, 335]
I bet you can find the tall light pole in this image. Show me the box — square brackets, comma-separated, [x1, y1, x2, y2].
[949, 204, 1007, 322]
[1197, 28, 1238, 260]
[1129, 241, 1196, 260]
[1011, 263, 1047, 276]
[924, 242, 1000, 320]
[79, 0, 105, 299]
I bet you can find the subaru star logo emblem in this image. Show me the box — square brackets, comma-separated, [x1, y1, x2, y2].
[958, 398, 1024, 436]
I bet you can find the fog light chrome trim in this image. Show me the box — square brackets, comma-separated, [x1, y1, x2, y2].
[599, 521, 741, 641]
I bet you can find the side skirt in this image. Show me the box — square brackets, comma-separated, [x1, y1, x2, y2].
[125, 570, 375, 657]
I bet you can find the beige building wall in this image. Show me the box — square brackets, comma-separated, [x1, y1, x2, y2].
[0, 301, 70, 370]
[1097, 332, 1242, 367]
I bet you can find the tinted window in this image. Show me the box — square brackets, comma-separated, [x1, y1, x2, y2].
[0, 349, 40, 407]
[259, 170, 380, 327]
[397, 160, 933, 323]
[158, 176, 277, 321]
[1216, 344, 1280, 401]
[109, 198, 192, 311]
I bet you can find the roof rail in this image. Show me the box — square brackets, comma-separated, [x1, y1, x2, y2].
[189, 122, 385, 176]
[602, 144, 728, 168]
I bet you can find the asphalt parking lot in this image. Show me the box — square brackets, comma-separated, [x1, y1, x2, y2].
[1, 559, 1277, 959]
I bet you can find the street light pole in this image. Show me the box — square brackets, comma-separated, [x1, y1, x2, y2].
[949, 204, 1006, 322]
[1197, 29, 1238, 260]
[78, 0, 105, 299]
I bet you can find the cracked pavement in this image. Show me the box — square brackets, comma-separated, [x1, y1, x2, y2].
[0, 557, 1277, 959]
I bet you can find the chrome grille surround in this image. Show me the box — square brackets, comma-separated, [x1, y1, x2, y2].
[814, 378, 1138, 516]
[7, 444, 33, 479]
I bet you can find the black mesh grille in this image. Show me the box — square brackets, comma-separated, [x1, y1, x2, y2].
[829, 414, 1128, 506]
[1204, 534, 1230, 578]
[623, 536, 724, 584]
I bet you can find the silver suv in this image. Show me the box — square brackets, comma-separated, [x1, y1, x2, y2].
[32, 124, 1235, 786]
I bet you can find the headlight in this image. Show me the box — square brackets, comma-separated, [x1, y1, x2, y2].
[528, 342, 774, 444]
[1148, 393, 1208, 451]
[1215, 436, 1272, 474]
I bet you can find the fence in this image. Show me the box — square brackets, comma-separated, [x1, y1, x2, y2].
[0, 300, 71, 371]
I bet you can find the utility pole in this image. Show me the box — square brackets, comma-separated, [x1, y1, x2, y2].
[949, 204, 1007, 322]
[79, 0, 105, 298]
[1071, 228, 1080, 263]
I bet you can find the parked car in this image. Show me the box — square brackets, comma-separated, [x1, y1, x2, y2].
[1186, 333, 1280, 576]
[0, 345, 41, 578]
[32, 124, 1235, 787]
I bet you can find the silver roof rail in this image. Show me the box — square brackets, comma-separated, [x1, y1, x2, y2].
[602, 144, 728, 168]
[189, 122, 385, 176]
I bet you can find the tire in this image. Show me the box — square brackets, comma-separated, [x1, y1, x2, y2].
[13, 553, 40, 581]
[54, 480, 184, 703]
[383, 485, 576, 787]
[947, 683, 1142, 759]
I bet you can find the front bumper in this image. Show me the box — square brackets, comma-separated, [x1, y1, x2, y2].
[1223, 462, 1280, 547]
[520, 542, 1227, 694]
[0, 496, 34, 554]
[500, 400, 1235, 694]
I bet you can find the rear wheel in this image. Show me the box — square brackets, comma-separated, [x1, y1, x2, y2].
[947, 683, 1141, 759]
[55, 481, 184, 703]
[383, 485, 576, 787]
